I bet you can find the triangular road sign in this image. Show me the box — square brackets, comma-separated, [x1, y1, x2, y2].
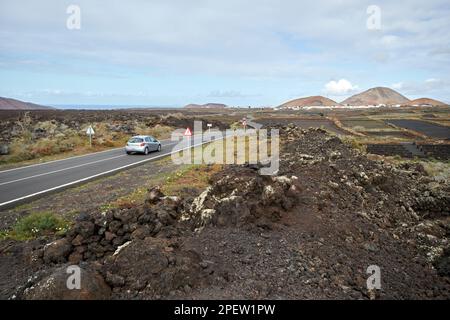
[86, 126, 95, 135]
[184, 127, 192, 136]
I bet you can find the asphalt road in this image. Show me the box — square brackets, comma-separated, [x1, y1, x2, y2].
[0, 135, 207, 208]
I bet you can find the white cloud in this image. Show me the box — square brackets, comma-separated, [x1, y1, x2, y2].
[324, 79, 358, 95]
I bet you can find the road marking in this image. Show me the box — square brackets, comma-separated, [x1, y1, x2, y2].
[0, 154, 127, 186]
[0, 147, 123, 174]
[0, 138, 212, 208]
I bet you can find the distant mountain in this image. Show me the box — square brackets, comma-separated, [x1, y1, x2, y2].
[341, 87, 410, 106]
[279, 96, 340, 108]
[0, 97, 54, 110]
[405, 98, 447, 106]
[184, 103, 228, 109]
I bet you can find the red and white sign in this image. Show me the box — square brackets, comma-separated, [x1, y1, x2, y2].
[184, 127, 192, 136]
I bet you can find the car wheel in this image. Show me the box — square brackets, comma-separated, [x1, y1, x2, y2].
[144, 147, 149, 155]
[157, 144, 161, 152]
[126, 151, 131, 155]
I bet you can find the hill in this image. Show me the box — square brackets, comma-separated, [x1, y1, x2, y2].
[341, 87, 410, 106]
[0, 97, 54, 110]
[405, 98, 447, 106]
[279, 96, 340, 108]
[184, 103, 228, 109]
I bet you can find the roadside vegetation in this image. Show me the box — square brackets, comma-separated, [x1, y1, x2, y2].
[0, 112, 174, 167]
[161, 164, 223, 196]
[0, 211, 71, 241]
[341, 136, 367, 153]
[421, 160, 450, 181]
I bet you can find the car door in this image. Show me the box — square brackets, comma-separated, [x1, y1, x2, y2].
[153, 137, 160, 150]
[144, 137, 152, 150]
[148, 136, 157, 151]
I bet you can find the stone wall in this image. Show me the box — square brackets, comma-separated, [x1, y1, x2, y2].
[366, 143, 450, 160]
[418, 144, 450, 160]
[366, 144, 413, 158]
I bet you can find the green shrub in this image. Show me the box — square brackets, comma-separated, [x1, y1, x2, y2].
[2, 212, 71, 240]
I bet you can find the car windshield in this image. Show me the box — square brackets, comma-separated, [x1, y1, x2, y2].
[128, 138, 143, 143]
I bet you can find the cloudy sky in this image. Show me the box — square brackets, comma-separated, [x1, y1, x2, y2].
[0, 0, 449, 107]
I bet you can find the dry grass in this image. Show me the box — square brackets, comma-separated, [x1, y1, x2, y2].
[421, 161, 450, 181]
[341, 136, 367, 153]
[171, 133, 274, 166]
[0, 120, 175, 167]
[108, 163, 223, 208]
[113, 186, 150, 209]
[134, 124, 173, 139]
[161, 164, 223, 196]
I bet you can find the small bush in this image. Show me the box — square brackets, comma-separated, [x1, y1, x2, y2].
[342, 136, 367, 153]
[3, 212, 71, 240]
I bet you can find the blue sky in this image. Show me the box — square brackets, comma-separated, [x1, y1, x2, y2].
[1, 0, 449, 107]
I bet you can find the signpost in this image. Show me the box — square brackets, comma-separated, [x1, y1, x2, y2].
[207, 123, 212, 133]
[86, 125, 95, 147]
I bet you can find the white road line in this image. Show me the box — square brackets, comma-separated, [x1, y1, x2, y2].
[0, 147, 124, 174]
[0, 139, 211, 208]
[0, 154, 126, 186]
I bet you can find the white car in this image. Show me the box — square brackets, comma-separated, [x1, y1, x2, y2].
[125, 135, 161, 155]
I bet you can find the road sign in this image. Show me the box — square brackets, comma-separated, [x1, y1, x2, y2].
[242, 120, 247, 130]
[184, 127, 192, 136]
[86, 126, 95, 135]
[207, 123, 212, 128]
[86, 125, 95, 147]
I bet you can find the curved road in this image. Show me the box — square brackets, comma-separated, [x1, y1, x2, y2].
[0, 135, 207, 209]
